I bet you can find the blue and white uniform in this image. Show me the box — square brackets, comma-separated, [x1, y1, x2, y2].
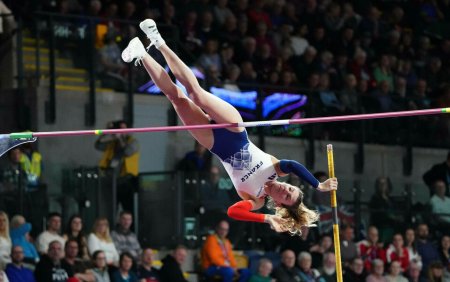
[210, 127, 277, 198]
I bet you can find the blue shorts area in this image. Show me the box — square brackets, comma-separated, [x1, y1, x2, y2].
[209, 121, 249, 160]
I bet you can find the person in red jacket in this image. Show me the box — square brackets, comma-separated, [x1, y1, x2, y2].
[357, 226, 386, 272]
[386, 233, 410, 273]
[121, 19, 337, 235]
[201, 220, 250, 282]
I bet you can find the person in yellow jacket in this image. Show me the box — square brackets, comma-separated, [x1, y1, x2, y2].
[201, 220, 251, 282]
[19, 143, 42, 188]
[95, 120, 140, 212]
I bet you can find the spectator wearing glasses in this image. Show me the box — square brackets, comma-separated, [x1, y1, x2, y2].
[5, 245, 36, 282]
[91, 250, 110, 282]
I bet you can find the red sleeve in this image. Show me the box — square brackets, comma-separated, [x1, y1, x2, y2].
[227, 200, 265, 223]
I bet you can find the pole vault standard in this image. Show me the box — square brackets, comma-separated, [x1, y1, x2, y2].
[8, 107, 450, 139]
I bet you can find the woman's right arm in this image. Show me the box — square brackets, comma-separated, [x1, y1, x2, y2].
[227, 200, 288, 232]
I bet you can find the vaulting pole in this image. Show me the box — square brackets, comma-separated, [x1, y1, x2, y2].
[327, 144, 343, 282]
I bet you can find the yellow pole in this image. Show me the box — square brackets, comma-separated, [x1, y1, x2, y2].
[327, 144, 343, 282]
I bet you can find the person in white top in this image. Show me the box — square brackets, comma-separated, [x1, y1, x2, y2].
[384, 261, 408, 282]
[0, 211, 12, 269]
[121, 19, 338, 236]
[35, 212, 66, 254]
[88, 217, 119, 266]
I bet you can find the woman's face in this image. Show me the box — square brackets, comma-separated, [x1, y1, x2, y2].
[71, 217, 83, 233]
[432, 267, 443, 277]
[96, 220, 108, 234]
[393, 234, 404, 249]
[95, 252, 107, 268]
[264, 181, 301, 206]
[405, 229, 415, 243]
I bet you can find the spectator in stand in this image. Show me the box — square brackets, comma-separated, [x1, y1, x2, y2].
[197, 38, 222, 74]
[386, 233, 410, 273]
[111, 211, 141, 261]
[340, 224, 358, 267]
[385, 261, 408, 282]
[91, 250, 110, 282]
[426, 261, 445, 282]
[429, 180, 450, 227]
[212, 0, 233, 27]
[318, 73, 344, 116]
[9, 215, 39, 263]
[0, 211, 11, 269]
[366, 259, 388, 282]
[373, 55, 394, 91]
[247, 0, 271, 28]
[404, 228, 422, 268]
[34, 240, 71, 282]
[36, 212, 65, 255]
[289, 24, 309, 57]
[63, 215, 89, 261]
[197, 10, 218, 43]
[357, 226, 386, 273]
[397, 60, 417, 89]
[97, 30, 128, 91]
[369, 177, 402, 243]
[201, 220, 250, 282]
[95, 120, 140, 212]
[343, 257, 366, 282]
[177, 141, 212, 174]
[4, 245, 36, 282]
[309, 26, 328, 53]
[409, 79, 431, 110]
[350, 49, 371, 82]
[248, 258, 272, 282]
[271, 249, 301, 282]
[137, 248, 160, 282]
[310, 234, 333, 269]
[280, 226, 317, 259]
[406, 262, 425, 282]
[62, 239, 95, 282]
[416, 224, 440, 275]
[159, 245, 188, 282]
[423, 152, 450, 196]
[372, 80, 393, 112]
[318, 252, 336, 282]
[323, 2, 345, 33]
[18, 143, 42, 189]
[339, 74, 359, 114]
[88, 218, 119, 267]
[293, 46, 318, 84]
[111, 252, 138, 282]
[437, 235, 449, 266]
[0, 148, 28, 196]
[297, 251, 324, 281]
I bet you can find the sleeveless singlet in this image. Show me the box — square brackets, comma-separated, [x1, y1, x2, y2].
[210, 127, 278, 198]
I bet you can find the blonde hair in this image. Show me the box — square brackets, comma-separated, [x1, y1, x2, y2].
[266, 181, 320, 236]
[10, 215, 25, 229]
[0, 211, 11, 242]
[92, 217, 112, 242]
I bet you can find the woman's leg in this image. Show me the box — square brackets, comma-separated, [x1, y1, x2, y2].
[140, 54, 214, 148]
[140, 19, 244, 131]
[159, 44, 244, 132]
